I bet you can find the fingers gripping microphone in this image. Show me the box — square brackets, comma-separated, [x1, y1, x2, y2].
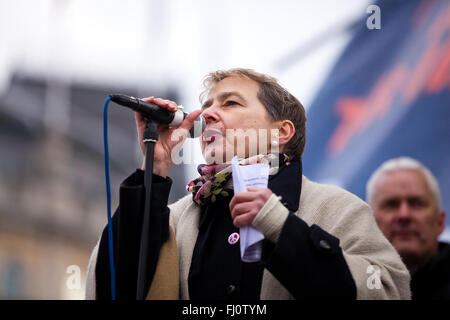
[109, 94, 205, 138]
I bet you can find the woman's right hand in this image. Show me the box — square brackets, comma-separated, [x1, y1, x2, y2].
[135, 97, 202, 178]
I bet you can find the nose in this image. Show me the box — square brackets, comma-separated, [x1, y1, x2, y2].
[396, 201, 412, 225]
[201, 105, 219, 125]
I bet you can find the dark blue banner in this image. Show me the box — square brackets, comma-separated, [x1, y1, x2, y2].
[303, 0, 450, 229]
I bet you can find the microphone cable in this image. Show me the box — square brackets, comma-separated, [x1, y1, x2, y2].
[103, 96, 116, 300]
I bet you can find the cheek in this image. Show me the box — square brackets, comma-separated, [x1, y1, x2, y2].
[418, 213, 441, 234]
[224, 110, 272, 130]
[375, 214, 394, 232]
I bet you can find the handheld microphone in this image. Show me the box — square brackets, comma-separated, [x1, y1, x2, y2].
[109, 94, 205, 138]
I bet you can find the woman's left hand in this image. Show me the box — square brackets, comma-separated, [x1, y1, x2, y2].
[229, 187, 273, 228]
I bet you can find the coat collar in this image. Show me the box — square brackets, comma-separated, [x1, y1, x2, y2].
[176, 159, 303, 300]
[268, 159, 302, 212]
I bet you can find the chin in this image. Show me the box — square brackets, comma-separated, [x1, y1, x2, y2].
[392, 238, 419, 255]
[203, 154, 216, 165]
[202, 143, 230, 164]
[202, 149, 222, 165]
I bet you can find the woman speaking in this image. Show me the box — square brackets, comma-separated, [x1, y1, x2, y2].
[86, 68, 410, 300]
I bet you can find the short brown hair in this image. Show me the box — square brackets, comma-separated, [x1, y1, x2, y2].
[201, 68, 306, 161]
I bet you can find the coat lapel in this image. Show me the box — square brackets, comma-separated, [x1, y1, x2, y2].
[175, 202, 200, 299]
[175, 161, 303, 300]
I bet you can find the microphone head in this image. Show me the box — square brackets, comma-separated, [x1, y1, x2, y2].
[189, 114, 206, 138]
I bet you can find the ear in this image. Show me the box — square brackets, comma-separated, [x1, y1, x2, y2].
[277, 120, 295, 150]
[437, 211, 446, 235]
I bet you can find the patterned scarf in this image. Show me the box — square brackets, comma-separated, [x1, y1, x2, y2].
[186, 153, 289, 206]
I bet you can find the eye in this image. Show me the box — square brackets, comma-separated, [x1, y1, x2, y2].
[409, 197, 427, 208]
[381, 199, 400, 210]
[223, 100, 239, 107]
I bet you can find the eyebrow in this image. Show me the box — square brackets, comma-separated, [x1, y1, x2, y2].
[202, 91, 247, 110]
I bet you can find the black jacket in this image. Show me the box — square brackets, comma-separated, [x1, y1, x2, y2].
[411, 242, 450, 300]
[95, 159, 356, 300]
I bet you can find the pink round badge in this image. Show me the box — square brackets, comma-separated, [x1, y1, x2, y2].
[228, 232, 240, 245]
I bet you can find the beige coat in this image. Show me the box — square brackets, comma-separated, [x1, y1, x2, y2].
[85, 175, 411, 300]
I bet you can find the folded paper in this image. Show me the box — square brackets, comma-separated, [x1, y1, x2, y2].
[231, 156, 269, 262]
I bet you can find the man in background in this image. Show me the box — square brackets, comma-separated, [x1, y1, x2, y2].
[367, 157, 450, 299]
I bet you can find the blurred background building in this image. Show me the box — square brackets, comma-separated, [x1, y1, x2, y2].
[0, 0, 448, 299]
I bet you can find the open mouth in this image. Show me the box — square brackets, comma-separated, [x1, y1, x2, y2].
[393, 229, 417, 239]
[203, 129, 222, 143]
